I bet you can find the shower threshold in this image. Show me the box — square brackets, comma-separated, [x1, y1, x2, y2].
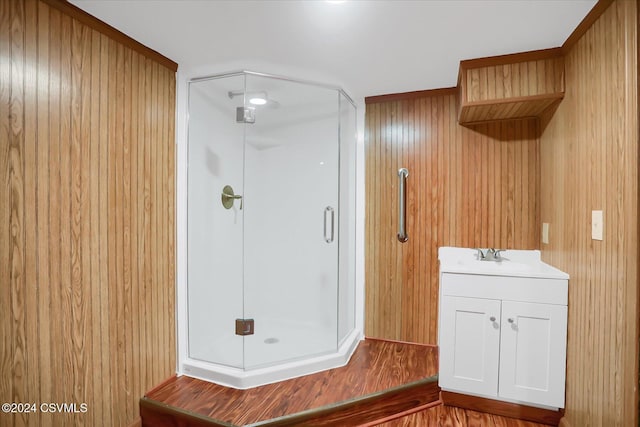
[181, 329, 361, 389]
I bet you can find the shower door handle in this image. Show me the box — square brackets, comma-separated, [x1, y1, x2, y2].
[324, 206, 334, 243]
[397, 168, 409, 243]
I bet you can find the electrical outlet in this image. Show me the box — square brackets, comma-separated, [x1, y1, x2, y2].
[592, 210, 603, 241]
[542, 223, 549, 244]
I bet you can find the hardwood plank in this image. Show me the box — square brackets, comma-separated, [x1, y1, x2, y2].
[129, 49, 141, 423]
[136, 52, 148, 419]
[23, 0, 40, 424]
[72, 17, 94, 426]
[0, 0, 13, 421]
[150, 59, 160, 385]
[59, 10, 74, 426]
[43, 7, 62, 427]
[35, 3, 52, 425]
[88, 27, 102, 426]
[143, 56, 155, 393]
[106, 36, 119, 425]
[8, 1, 27, 426]
[166, 66, 176, 377]
[97, 31, 113, 427]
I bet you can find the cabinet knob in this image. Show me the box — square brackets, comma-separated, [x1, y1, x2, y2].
[508, 318, 515, 323]
[489, 316, 496, 322]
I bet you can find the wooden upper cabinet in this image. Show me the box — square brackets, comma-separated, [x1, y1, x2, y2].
[457, 48, 564, 125]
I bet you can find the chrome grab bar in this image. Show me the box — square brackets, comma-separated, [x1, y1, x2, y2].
[397, 168, 409, 242]
[324, 206, 335, 243]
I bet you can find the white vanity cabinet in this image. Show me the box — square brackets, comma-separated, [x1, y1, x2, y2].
[437, 248, 569, 410]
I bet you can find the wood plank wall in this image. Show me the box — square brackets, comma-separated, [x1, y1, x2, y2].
[365, 93, 540, 344]
[0, 1, 177, 426]
[540, 1, 638, 426]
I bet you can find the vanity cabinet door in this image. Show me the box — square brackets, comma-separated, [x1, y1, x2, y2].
[439, 296, 501, 397]
[498, 301, 568, 408]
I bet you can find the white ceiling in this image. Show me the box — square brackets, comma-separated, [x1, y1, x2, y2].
[70, 0, 596, 103]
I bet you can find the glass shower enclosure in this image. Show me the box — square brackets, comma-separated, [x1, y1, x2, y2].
[181, 71, 358, 388]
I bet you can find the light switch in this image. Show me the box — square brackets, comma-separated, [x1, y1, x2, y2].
[592, 210, 603, 241]
[542, 223, 549, 244]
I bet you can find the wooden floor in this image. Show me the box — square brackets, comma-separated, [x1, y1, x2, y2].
[142, 338, 555, 427]
[383, 405, 552, 426]
[143, 338, 438, 426]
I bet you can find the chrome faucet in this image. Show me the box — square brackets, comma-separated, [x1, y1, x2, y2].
[475, 248, 504, 261]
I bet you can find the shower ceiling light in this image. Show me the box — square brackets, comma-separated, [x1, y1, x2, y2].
[249, 97, 267, 105]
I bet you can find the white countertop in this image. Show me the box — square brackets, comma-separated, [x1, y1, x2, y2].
[438, 247, 569, 280]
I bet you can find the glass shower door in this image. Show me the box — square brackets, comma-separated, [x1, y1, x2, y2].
[242, 75, 340, 368]
[187, 74, 246, 368]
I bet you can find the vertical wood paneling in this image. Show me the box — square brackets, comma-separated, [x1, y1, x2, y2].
[0, 0, 13, 424]
[10, 3, 27, 426]
[0, 1, 177, 426]
[24, 2, 38, 426]
[540, 2, 638, 426]
[35, 3, 51, 426]
[365, 93, 540, 344]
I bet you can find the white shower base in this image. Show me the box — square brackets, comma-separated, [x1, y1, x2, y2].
[180, 328, 362, 389]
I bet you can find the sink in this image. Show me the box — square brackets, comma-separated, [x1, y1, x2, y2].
[456, 259, 532, 272]
[439, 247, 569, 280]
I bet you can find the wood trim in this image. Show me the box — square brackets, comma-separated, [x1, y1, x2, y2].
[561, 0, 614, 53]
[457, 68, 466, 123]
[141, 378, 441, 427]
[441, 391, 563, 426]
[128, 419, 142, 427]
[637, 2, 640, 421]
[363, 336, 439, 349]
[459, 47, 563, 71]
[140, 398, 235, 427]
[256, 378, 440, 426]
[458, 94, 564, 126]
[40, 0, 178, 71]
[365, 87, 458, 104]
[357, 399, 443, 427]
[462, 92, 564, 108]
